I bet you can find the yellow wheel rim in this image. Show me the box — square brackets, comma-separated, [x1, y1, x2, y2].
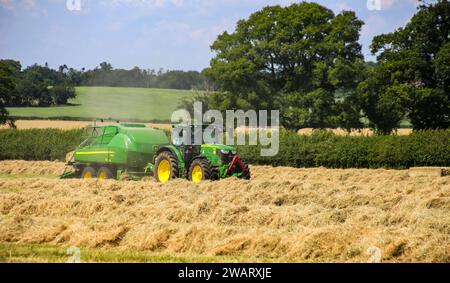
[157, 159, 171, 183]
[191, 165, 203, 183]
[98, 170, 107, 180]
[83, 171, 92, 179]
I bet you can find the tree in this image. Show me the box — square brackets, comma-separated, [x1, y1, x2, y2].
[357, 65, 411, 134]
[366, 0, 450, 131]
[51, 84, 76, 104]
[16, 65, 53, 106]
[0, 60, 21, 127]
[206, 2, 366, 130]
[99, 62, 113, 72]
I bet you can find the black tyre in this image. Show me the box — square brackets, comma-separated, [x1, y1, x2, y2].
[81, 166, 96, 179]
[240, 160, 251, 180]
[189, 158, 215, 183]
[97, 166, 114, 180]
[154, 151, 179, 183]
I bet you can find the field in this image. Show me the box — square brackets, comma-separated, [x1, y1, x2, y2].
[1, 120, 413, 137]
[0, 161, 448, 263]
[6, 87, 192, 122]
[0, 120, 173, 131]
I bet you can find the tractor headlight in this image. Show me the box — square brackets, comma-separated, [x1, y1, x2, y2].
[220, 149, 230, 154]
[231, 150, 237, 155]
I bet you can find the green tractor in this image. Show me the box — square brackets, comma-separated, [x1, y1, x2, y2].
[62, 123, 250, 183]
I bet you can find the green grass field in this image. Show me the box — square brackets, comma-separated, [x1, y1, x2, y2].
[7, 86, 193, 122]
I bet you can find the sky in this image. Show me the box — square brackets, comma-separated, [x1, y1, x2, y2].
[0, 0, 421, 71]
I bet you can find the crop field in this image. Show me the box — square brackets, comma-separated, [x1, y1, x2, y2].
[0, 161, 448, 263]
[6, 87, 192, 122]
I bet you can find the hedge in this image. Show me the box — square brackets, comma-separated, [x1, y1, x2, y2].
[0, 128, 448, 169]
[0, 129, 84, 161]
[237, 130, 450, 169]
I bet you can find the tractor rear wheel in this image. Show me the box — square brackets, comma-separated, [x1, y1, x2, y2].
[154, 151, 179, 183]
[189, 158, 215, 183]
[81, 167, 96, 179]
[97, 166, 114, 180]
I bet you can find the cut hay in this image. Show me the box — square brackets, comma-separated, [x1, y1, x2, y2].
[0, 161, 67, 175]
[0, 161, 448, 262]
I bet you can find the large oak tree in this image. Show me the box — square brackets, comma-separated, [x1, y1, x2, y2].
[205, 2, 366, 130]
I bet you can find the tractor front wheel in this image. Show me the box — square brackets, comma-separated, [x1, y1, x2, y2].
[189, 158, 215, 183]
[154, 151, 179, 183]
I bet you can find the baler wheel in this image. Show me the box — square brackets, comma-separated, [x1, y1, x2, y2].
[98, 167, 114, 180]
[154, 151, 179, 183]
[81, 167, 97, 179]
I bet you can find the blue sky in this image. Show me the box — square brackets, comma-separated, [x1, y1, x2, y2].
[0, 0, 421, 71]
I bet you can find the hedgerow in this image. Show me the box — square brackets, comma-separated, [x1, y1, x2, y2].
[0, 128, 448, 169]
[237, 130, 450, 169]
[0, 129, 84, 161]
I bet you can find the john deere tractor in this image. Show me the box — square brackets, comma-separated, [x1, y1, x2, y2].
[62, 123, 250, 183]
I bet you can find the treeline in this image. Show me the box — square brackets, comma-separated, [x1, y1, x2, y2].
[181, 1, 449, 134]
[76, 62, 212, 90]
[0, 128, 448, 169]
[0, 60, 76, 107]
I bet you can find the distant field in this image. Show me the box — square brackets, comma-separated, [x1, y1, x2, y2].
[0, 120, 413, 136]
[6, 86, 193, 122]
[0, 120, 173, 131]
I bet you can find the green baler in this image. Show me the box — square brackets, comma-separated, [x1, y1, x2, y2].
[64, 123, 250, 183]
